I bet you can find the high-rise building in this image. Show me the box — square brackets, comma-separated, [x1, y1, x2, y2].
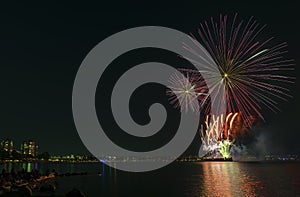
[21, 140, 38, 157]
[1, 139, 14, 153]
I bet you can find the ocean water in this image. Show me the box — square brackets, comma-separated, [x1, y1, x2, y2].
[1, 161, 300, 196]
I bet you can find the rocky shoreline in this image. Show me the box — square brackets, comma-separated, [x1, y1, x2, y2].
[0, 168, 88, 196]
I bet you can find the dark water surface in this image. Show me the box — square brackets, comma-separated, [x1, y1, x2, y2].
[1, 161, 299, 196]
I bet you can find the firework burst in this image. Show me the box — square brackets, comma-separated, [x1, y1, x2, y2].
[166, 70, 209, 113]
[183, 14, 294, 125]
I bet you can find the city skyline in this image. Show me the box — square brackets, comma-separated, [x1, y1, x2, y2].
[1, 138, 38, 157]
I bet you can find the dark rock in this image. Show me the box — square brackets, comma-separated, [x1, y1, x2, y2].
[39, 183, 56, 193]
[65, 188, 85, 197]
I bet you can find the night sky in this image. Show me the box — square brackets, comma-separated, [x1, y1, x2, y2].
[0, 1, 299, 155]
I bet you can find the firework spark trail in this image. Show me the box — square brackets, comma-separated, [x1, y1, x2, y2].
[230, 112, 238, 130]
[183, 14, 294, 125]
[200, 114, 223, 151]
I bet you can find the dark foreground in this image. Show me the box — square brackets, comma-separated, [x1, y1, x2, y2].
[0, 167, 87, 196]
[1, 161, 300, 196]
